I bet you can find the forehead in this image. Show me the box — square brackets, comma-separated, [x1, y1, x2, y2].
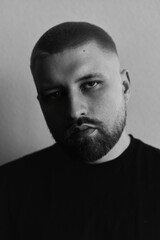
[34, 41, 120, 83]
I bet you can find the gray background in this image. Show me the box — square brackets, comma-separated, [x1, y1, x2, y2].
[0, 0, 160, 165]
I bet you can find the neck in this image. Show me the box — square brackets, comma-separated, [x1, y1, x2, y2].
[89, 130, 131, 164]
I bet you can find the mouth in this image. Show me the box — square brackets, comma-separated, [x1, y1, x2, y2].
[73, 124, 97, 136]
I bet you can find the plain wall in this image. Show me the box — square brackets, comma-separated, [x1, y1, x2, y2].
[0, 0, 160, 165]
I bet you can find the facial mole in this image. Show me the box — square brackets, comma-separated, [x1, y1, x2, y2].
[83, 49, 86, 52]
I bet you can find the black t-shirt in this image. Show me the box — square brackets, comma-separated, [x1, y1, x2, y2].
[0, 135, 160, 239]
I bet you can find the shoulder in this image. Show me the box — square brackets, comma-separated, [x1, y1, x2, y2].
[131, 135, 160, 179]
[131, 135, 160, 159]
[0, 143, 75, 182]
[0, 145, 54, 170]
[0, 144, 64, 184]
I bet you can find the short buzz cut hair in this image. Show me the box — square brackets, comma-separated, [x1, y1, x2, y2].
[30, 21, 118, 74]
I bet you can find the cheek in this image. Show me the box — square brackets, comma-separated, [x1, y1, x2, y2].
[90, 90, 123, 121]
[40, 105, 63, 130]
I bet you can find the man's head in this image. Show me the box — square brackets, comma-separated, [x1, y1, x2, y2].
[30, 21, 118, 73]
[30, 22, 130, 163]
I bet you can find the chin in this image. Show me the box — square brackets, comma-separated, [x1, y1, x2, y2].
[54, 125, 124, 163]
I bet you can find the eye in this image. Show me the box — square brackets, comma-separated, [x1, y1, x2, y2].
[39, 90, 63, 103]
[81, 81, 102, 90]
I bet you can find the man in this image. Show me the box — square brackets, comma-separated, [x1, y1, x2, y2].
[0, 21, 160, 240]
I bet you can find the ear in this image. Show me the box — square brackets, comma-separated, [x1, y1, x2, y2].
[120, 69, 131, 102]
[37, 95, 40, 102]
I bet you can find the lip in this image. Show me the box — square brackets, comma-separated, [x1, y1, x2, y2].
[66, 123, 97, 137]
[74, 125, 97, 136]
[76, 124, 96, 131]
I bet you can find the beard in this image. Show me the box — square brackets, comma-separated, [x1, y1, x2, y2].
[49, 101, 127, 163]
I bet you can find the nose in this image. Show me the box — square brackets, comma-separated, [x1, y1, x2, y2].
[68, 92, 88, 119]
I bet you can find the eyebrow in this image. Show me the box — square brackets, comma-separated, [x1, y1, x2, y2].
[76, 73, 104, 83]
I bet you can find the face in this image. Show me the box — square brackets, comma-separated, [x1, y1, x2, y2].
[33, 41, 130, 163]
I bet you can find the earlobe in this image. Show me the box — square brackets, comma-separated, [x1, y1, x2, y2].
[120, 69, 131, 101]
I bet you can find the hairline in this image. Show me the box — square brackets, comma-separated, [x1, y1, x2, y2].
[30, 39, 118, 76]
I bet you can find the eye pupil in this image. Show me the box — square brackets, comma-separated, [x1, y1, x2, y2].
[89, 82, 94, 85]
[51, 91, 61, 98]
[55, 91, 60, 96]
[87, 81, 97, 87]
